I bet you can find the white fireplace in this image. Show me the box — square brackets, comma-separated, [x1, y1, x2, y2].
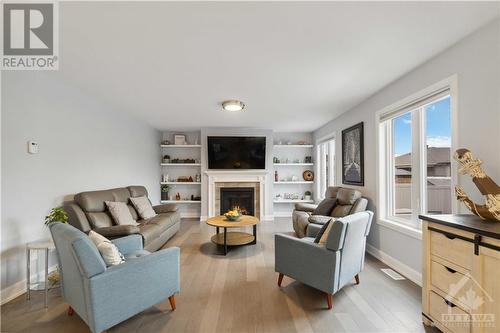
[204, 170, 268, 221]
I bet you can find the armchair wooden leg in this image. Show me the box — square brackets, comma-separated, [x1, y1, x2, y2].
[326, 293, 333, 310]
[277, 273, 284, 287]
[67, 306, 74, 316]
[168, 295, 176, 311]
[355, 274, 360, 285]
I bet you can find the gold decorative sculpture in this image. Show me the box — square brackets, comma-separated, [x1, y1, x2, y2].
[454, 148, 500, 221]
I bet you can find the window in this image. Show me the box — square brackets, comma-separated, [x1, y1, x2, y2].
[317, 138, 335, 199]
[379, 88, 452, 229]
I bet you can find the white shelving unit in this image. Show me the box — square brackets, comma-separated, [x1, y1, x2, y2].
[273, 134, 315, 217]
[161, 132, 202, 218]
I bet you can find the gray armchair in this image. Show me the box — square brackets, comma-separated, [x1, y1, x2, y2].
[275, 211, 373, 309]
[292, 186, 368, 238]
[49, 222, 180, 333]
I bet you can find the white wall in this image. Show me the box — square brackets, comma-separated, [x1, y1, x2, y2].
[1, 71, 161, 303]
[314, 19, 500, 281]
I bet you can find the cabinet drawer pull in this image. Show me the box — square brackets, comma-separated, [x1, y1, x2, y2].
[445, 234, 456, 240]
[445, 266, 457, 274]
[444, 299, 456, 308]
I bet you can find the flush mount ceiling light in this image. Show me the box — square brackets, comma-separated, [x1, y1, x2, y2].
[222, 100, 245, 112]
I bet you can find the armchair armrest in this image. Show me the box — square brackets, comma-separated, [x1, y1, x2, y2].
[111, 234, 143, 255]
[274, 234, 339, 294]
[306, 223, 323, 238]
[88, 247, 180, 331]
[308, 215, 332, 225]
[94, 225, 140, 238]
[153, 204, 178, 214]
[294, 202, 317, 212]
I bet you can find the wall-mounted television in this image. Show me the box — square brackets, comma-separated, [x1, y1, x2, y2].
[207, 136, 266, 169]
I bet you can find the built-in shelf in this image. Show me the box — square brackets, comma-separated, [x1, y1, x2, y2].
[274, 181, 314, 184]
[274, 144, 314, 148]
[273, 163, 314, 166]
[160, 144, 201, 148]
[161, 163, 201, 166]
[273, 199, 314, 204]
[161, 200, 201, 204]
[161, 182, 201, 185]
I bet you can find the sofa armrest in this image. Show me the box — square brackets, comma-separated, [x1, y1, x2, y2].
[94, 225, 141, 238]
[153, 204, 178, 214]
[64, 201, 92, 233]
[308, 215, 332, 225]
[294, 203, 317, 212]
[306, 223, 323, 238]
[111, 234, 143, 255]
[274, 234, 339, 294]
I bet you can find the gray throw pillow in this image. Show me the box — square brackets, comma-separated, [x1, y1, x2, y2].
[130, 196, 157, 220]
[104, 201, 138, 226]
[313, 198, 337, 216]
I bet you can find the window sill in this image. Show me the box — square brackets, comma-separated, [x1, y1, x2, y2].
[377, 218, 422, 240]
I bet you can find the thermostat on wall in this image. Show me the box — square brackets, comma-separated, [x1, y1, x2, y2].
[28, 141, 39, 154]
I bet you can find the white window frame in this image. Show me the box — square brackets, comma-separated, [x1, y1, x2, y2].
[376, 75, 459, 240]
[315, 135, 335, 200]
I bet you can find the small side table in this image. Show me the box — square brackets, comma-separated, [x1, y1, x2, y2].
[26, 241, 55, 307]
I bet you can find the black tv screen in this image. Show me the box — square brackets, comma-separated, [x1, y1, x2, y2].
[207, 136, 266, 169]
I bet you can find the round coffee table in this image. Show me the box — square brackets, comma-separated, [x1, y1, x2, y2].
[206, 215, 260, 255]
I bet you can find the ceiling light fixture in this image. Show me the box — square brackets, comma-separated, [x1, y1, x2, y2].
[222, 100, 245, 112]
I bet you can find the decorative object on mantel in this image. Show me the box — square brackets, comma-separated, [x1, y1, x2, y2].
[342, 122, 364, 186]
[303, 170, 314, 181]
[175, 192, 181, 201]
[161, 184, 170, 201]
[170, 158, 197, 164]
[304, 156, 312, 163]
[454, 148, 500, 221]
[162, 155, 171, 163]
[161, 140, 170, 145]
[174, 134, 186, 145]
[195, 174, 201, 182]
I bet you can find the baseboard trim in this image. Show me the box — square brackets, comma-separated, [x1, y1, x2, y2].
[1, 264, 58, 305]
[262, 215, 274, 221]
[366, 243, 422, 286]
[273, 212, 292, 218]
[180, 212, 201, 219]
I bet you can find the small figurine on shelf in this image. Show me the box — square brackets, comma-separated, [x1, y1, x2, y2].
[162, 155, 171, 163]
[161, 140, 170, 145]
[305, 156, 312, 163]
[175, 192, 181, 201]
[195, 174, 201, 182]
[188, 176, 194, 182]
[304, 191, 312, 201]
[275, 171, 278, 182]
[191, 194, 194, 201]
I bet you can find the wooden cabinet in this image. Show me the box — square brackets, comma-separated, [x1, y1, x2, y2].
[421, 215, 500, 333]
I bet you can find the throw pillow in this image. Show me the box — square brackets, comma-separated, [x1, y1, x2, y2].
[313, 219, 332, 243]
[318, 221, 335, 245]
[88, 230, 125, 266]
[312, 198, 337, 216]
[104, 201, 138, 226]
[331, 205, 352, 217]
[130, 196, 157, 220]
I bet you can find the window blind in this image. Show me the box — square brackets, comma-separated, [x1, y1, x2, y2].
[380, 88, 450, 122]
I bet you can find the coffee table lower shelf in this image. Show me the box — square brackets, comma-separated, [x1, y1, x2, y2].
[211, 232, 255, 246]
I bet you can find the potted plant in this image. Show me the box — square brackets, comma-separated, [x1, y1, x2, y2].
[161, 184, 170, 201]
[44, 207, 68, 226]
[162, 155, 171, 163]
[304, 191, 312, 201]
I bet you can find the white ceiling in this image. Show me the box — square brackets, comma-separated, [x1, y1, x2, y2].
[57, 2, 499, 132]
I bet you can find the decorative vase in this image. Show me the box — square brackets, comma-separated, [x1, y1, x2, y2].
[161, 191, 169, 201]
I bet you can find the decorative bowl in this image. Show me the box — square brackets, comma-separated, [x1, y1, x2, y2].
[224, 213, 241, 221]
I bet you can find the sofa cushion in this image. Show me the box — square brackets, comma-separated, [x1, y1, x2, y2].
[308, 215, 333, 225]
[105, 201, 138, 226]
[143, 213, 178, 231]
[128, 186, 148, 198]
[94, 225, 140, 238]
[75, 187, 131, 212]
[313, 198, 337, 216]
[130, 196, 157, 219]
[86, 212, 114, 229]
[336, 188, 362, 205]
[124, 249, 150, 260]
[331, 205, 353, 218]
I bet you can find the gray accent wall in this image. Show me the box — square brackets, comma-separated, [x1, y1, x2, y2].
[1, 71, 161, 303]
[314, 19, 500, 279]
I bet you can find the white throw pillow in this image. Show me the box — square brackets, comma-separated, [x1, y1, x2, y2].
[88, 230, 125, 266]
[130, 196, 157, 220]
[104, 201, 138, 226]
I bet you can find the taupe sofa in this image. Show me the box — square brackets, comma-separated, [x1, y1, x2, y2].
[292, 186, 368, 238]
[64, 186, 180, 252]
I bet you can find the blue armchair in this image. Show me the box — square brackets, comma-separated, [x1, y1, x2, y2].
[275, 211, 373, 309]
[49, 222, 180, 333]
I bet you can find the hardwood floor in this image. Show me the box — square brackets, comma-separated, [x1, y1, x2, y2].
[1, 218, 438, 333]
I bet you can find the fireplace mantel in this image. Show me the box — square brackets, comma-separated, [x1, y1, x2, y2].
[204, 170, 267, 220]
